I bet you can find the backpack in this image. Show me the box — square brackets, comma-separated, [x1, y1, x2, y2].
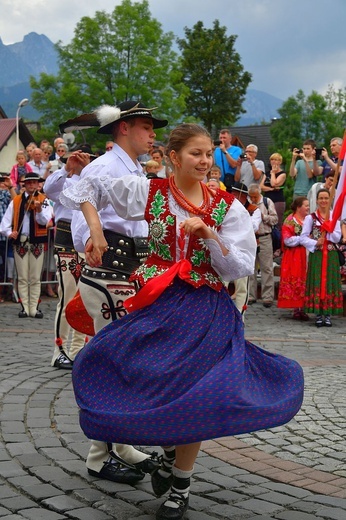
[263, 197, 281, 250]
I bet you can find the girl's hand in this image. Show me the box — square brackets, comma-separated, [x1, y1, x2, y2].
[180, 217, 214, 240]
[316, 236, 325, 248]
[85, 233, 108, 267]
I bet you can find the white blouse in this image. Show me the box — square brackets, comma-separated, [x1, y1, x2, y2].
[60, 175, 257, 283]
[300, 213, 341, 253]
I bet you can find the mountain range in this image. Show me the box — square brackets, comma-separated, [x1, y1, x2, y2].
[0, 32, 283, 125]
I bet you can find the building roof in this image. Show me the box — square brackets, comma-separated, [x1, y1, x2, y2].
[230, 124, 274, 169]
[0, 117, 35, 152]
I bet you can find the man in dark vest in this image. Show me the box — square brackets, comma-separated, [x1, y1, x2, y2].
[0, 173, 52, 318]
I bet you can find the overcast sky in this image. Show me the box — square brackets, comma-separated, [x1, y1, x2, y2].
[1, 0, 345, 101]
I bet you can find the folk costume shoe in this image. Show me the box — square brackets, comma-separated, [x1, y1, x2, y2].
[156, 466, 192, 520]
[135, 451, 160, 474]
[151, 447, 176, 497]
[156, 490, 189, 520]
[88, 456, 145, 484]
[152, 467, 174, 497]
[324, 315, 332, 327]
[53, 353, 73, 370]
[315, 315, 324, 327]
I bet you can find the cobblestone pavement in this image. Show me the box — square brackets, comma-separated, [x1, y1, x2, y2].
[0, 296, 346, 519]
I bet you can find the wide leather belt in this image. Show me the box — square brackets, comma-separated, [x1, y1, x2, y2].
[81, 268, 131, 281]
[54, 219, 75, 252]
[101, 230, 148, 274]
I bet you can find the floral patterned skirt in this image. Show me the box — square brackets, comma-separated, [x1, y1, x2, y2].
[304, 250, 343, 315]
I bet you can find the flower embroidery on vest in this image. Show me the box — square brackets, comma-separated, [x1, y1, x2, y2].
[148, 190, 174, 260]
[211, 199, 229, 226]
[191, 249, 207, 267]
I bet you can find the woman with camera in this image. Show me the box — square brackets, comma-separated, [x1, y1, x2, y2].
[260, 152, 286, 230]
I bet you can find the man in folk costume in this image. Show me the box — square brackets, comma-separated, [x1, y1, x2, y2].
[58, 101, 168, 484]
[0, 173, 52, 318]
[44, 153, 90, 369]
[229, 182, 260, 316]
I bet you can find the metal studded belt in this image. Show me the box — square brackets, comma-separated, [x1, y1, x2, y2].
[81, 267, 131, 281]
[100, 230, 148, 274]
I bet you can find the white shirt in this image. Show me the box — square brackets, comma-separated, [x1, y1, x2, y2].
[70, 143, 148, 252]
[300, 212, 341, 253]
[44, 166, 80, 223]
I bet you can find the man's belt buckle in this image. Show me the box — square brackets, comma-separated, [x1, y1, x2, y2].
[20, 234, 28, 243]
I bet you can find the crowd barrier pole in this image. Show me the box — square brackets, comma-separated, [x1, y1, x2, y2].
[0, 229, 58, 302]
[0, 237, 17, 302]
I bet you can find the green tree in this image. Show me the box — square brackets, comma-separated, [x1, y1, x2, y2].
[177, 20, 252, 134]
[270, 86, 346, 152]
[30, 0, 186, 137]
[270, 85, 346, 216]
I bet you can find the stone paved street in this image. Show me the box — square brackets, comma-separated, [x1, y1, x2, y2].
[0, 296, 346, 519]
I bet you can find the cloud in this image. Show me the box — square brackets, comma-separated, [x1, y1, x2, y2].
[0, 0, 345, 100]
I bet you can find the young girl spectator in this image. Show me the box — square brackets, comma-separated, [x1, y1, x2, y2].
[10, 151, 33, 191]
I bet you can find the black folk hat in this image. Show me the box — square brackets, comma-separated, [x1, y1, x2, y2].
[231, 182, 248, 195]
[59, 101, 168, 135]
[22, 172, 45, 183]
[97, 101, 168, 134]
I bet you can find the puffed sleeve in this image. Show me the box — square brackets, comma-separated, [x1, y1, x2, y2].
[204, 199, 257, 282]
[60, 174, 150, 220]
[300, 215, 316, 252]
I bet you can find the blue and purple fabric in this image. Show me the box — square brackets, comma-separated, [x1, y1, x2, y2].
[73, 279, 304, 446]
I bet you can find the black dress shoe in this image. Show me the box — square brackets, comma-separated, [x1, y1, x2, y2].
[18, 310, 28, 318]
[34, 310, 43, 319]
[88, 459, 145, 484]
[54, 353, 73, 370]
[315, 315, 324, 327]
[135, 451, 160, 474]
[156, 491, 189, 520]
[151, 468, 174, 497]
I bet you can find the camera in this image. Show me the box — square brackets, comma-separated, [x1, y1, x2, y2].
[213, 139, 221, 146]
[239, 153, 247, 160]
[0, 173, 9, 182]
[315, 148, 323, 161]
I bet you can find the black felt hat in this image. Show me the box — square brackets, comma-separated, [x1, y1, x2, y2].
[59, 101, 168, 135]
[97, 101, 168, 134]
